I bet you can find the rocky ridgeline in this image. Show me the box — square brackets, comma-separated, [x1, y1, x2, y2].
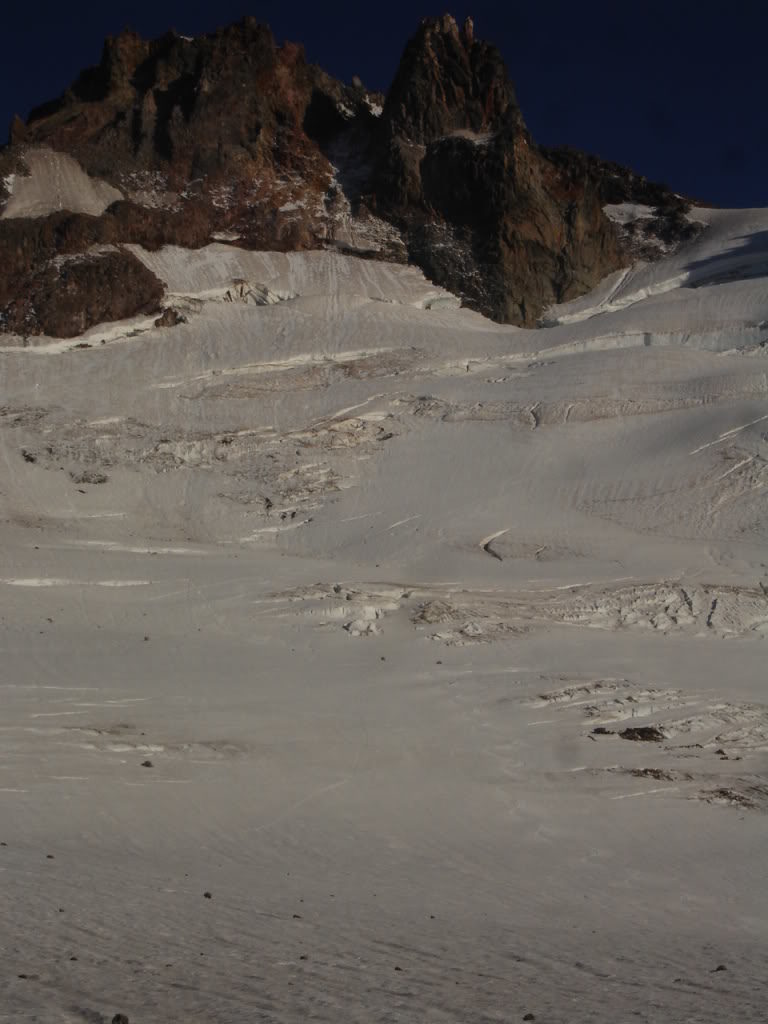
[0, 14, 696, 337]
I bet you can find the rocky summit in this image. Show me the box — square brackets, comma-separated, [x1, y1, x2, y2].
[0, 14, 695, 338]
[3, 14, 768, 1024]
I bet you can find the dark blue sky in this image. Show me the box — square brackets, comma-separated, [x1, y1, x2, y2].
[2, 2, 765, 207]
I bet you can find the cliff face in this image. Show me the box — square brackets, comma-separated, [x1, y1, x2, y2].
[9, 19, 366, 251]
[366, 15, 622, 322]
[0, 15, 688, 337]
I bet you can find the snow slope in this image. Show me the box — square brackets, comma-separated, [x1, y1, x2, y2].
[1, 209, 767, 1023]
[1, 148, 123, 219]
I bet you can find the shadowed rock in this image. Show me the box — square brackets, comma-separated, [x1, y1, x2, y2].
[619, 725, 666, 742]
[0, 14, 698, 336]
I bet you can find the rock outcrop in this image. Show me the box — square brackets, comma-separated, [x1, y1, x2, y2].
[1, 247, 163, 338]
[365, 16, 624, 322]
[7, 19, 371, 250]
[0, 14, 699, 337]
[544, 147, 704, 260]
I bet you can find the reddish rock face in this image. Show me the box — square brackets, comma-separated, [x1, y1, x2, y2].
[0, 203, 206, 338]
[13, 19, 358, 251]
[0, 15, 694, 336]
[1, 249, 163, 338]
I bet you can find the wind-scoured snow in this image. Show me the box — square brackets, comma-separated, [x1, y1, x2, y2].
[544, 208, 768, 329]
[2, 208, 767, 1024]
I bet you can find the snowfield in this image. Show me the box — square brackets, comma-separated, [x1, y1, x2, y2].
[0, 148, 123, 219]
[1, 209, 767, 1023]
